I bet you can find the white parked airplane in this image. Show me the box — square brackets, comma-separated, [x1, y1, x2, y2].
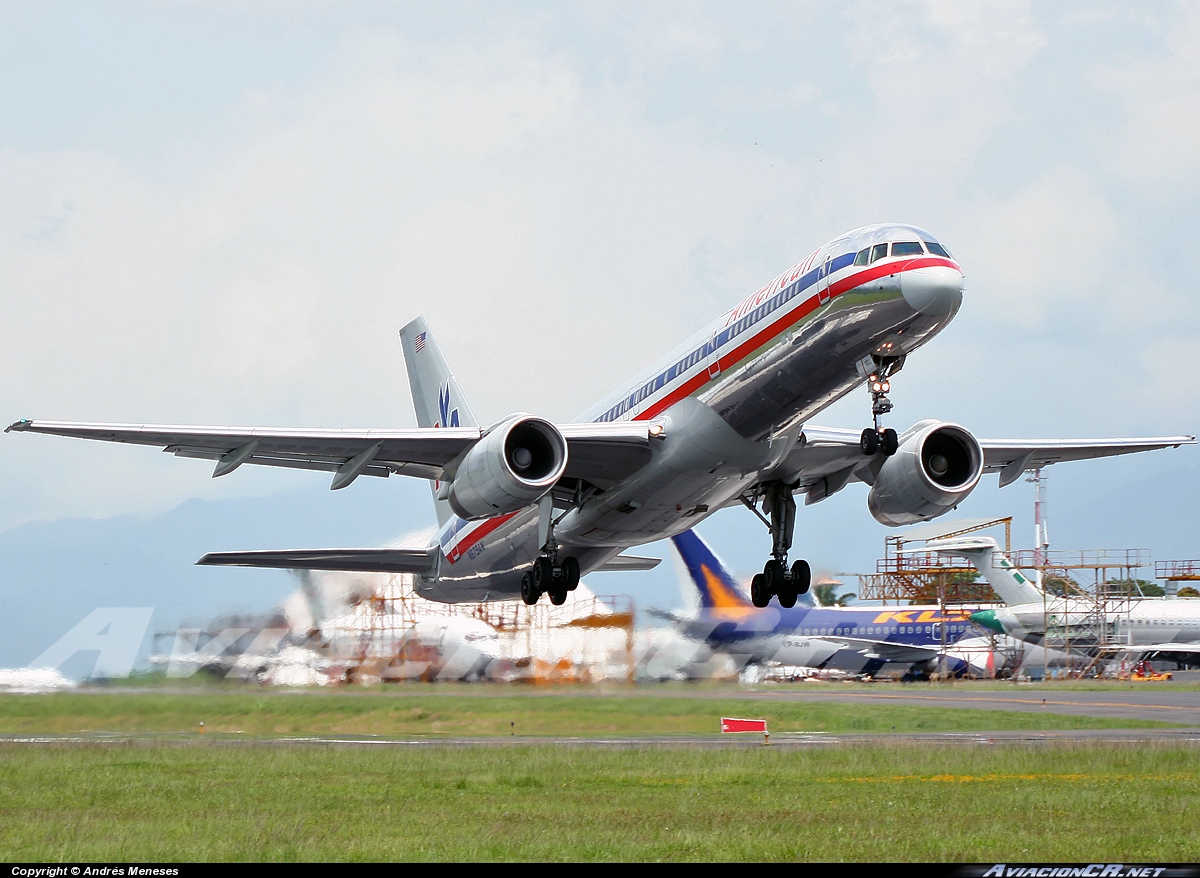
[928, 536, 1200, 668]
[8, 225, 1194, 606]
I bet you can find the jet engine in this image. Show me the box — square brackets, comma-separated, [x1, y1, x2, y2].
[867, 420, 983, 526]
[447, 415, 568, 520]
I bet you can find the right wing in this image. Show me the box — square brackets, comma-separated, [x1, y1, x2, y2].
[6, 418, 656, 491]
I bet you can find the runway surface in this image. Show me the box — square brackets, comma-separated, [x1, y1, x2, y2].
[3, 726, 1199, 748]
[728, 685, 1200, 725]
[3, 683, 1199, 747]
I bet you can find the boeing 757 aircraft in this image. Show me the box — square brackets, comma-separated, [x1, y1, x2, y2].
[7, 224, 1194, 606]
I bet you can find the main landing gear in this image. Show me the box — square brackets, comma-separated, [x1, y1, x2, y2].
[748, 480, 811, 609]
[520, 555, 580, 606]
[859, 358, 901, 457]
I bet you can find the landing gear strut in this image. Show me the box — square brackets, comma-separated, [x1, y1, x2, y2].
[521, 504, 581, 605]
[860, 357, 901, 457]
[749, 480, 811, 609]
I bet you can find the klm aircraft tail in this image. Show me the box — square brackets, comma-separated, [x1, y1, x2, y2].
[670, 529, 814, 611]
[925, 536, 1044, 605]
[400, 315, 479, 527]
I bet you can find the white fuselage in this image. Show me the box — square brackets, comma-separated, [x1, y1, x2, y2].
[987, 598, 1200, 650]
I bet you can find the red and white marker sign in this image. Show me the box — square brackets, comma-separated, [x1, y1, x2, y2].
[720, 717, 768, 733]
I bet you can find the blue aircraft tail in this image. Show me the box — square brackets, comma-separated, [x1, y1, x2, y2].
[670, 529, 815, 610]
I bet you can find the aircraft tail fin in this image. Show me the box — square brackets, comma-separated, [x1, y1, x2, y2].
[670, 529, 816, 610]
[400, 316, 478, 526]
[924, 536, 1044, 605]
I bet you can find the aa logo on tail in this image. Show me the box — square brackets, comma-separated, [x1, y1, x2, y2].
[437, 385, 459, 429]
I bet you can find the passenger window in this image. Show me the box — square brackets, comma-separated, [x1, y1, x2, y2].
[854, 248, 869, 266]
[869, 243, 888, 263]
[924, 241, 952, 258]
[891, 242, 924, 256]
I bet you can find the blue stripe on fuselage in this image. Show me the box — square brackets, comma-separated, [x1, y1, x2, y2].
[694, 606, 977, 647]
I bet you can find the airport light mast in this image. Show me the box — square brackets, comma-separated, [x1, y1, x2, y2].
[1027, 467, 1049, 591]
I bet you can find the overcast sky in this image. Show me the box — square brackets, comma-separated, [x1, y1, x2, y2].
[3, 1, 1198, 542]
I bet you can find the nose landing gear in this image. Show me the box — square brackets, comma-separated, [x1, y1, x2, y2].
[860, 358, 901, 457]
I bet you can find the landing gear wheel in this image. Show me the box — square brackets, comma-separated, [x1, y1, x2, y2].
[860, 428, 879, 455]
[881, 428, 898, 457]
[763, 558, 786, 595]
[562, 556, 580, 591]
[777, 588, 797, 609]
[532, 556, 553, 591]
[790, 559, 811, 595]
[750, 573, 771, 608]
[520, 572, 539, 606]
[549, 586, 568, 606]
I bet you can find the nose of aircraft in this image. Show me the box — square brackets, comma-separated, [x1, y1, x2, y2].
[901, 265, 964, 316]
[970, 609, 1005, 634]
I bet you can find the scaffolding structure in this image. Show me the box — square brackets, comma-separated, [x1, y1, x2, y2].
[858, 517, 1013, 605]
[854, 517, 1156, 678]
[324, 574, 637, 686]
[1156, 560, 1200, 596]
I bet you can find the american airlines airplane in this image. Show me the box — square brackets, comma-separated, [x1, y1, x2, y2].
[7, 224, 1193, 607]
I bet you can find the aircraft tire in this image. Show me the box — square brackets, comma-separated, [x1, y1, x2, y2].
[881, 428, 899, 456]
[777, 589, 797, 609]
[549, 587, 568, 606]
[750, 573, 771, 608]
[562, 556, 580, 591]
[790, 559, 812, 595]
[764, 558, 786, 594]
[520, 572, 539, 606]
[532, 556, 553, 591]
[860, 428, 879, 455]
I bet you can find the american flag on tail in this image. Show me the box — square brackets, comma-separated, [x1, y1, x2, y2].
[413, 332, 426, 352]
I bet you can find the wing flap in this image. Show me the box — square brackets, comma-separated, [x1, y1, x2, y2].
[197, 547, 439, 574]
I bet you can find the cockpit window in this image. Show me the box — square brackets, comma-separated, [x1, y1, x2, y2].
[891, 242, 925, 256]
[853, 248, 869, 266]
[869, 243, 888, 263]
[924, 241, 952, 258]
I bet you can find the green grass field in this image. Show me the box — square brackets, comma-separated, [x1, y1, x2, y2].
[0, 687, 1195, 861]
[1, 742, 1197, 861]
[0, 687, 1180, 737]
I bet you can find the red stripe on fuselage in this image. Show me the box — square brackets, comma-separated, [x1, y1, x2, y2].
[444, 511, 520, 564]
[635, 256, 957, 422]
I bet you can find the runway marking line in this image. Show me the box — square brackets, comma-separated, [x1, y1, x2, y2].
[784, 692, 1200, 713]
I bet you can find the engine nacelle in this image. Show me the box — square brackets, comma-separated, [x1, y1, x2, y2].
[867, 420, 983, 526]
[447, 414, 568, 520]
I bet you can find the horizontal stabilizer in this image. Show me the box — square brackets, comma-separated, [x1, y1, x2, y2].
[596, 554, 662, 572]
[197, 547, 438, 574]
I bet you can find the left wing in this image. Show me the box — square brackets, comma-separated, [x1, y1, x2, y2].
[197, 547, 440, 574]
[5, 418, 656, 490]
[833, 637, 941, 663]
[778, 426, 1195, 503]
[1098, 643, 1200, 665]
